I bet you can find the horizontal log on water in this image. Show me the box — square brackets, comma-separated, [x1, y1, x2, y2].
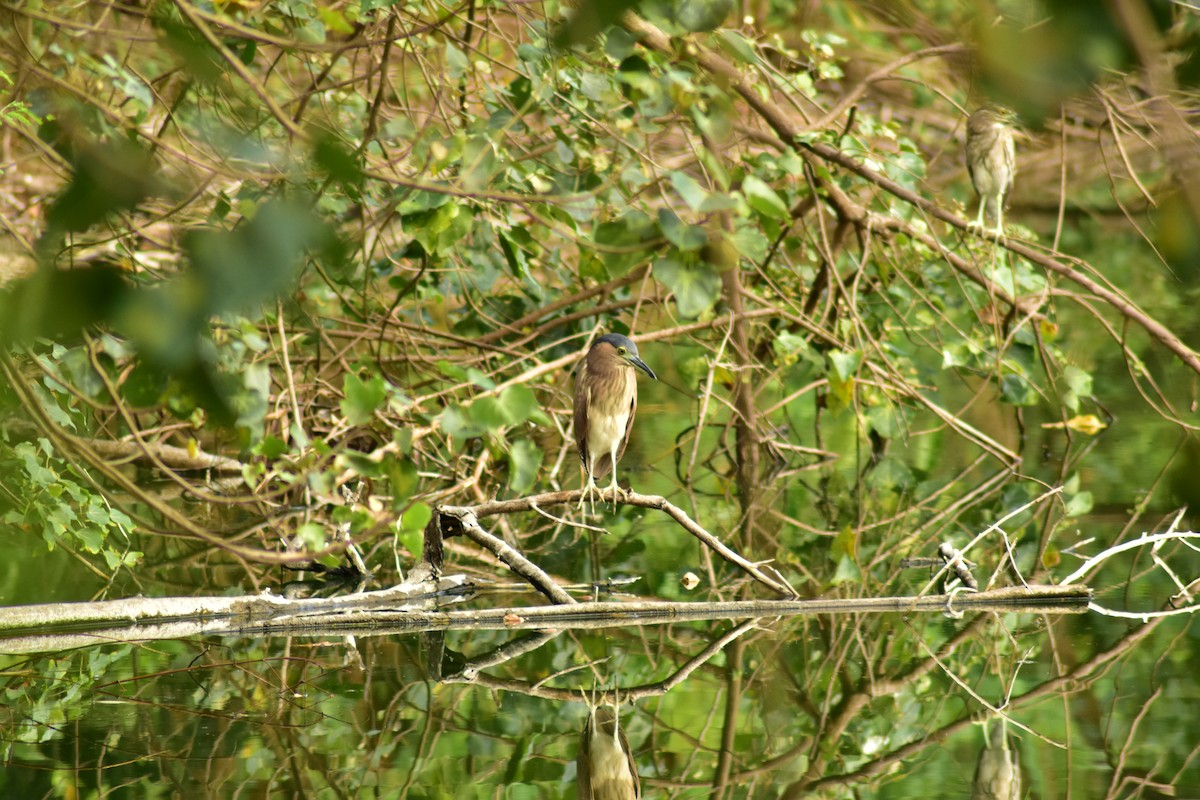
[0, 583, 1091, 654]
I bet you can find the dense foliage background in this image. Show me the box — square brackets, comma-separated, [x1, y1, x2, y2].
[2, 0, 1200, 797]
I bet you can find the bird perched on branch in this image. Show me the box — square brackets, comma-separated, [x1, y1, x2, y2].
[578, 705, 640, 799]
[574, 333, 656, 512]
[965, 106, 1017, 235]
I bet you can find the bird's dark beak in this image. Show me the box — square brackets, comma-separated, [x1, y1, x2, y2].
[629, 355, 656, 380]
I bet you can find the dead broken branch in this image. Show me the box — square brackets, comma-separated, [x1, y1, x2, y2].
[429, 489, 798, 600]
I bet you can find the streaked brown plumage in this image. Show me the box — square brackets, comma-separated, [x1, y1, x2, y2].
[578, 706, 640, 800]
[966, 107, 1017, 234]
[573, 334, 656, 509]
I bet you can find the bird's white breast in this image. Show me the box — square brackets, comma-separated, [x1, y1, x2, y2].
[586, 379, 635, 456]
[588, 729, 636, 796]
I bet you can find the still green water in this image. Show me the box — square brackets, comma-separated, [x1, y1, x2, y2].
[2, 334, 1199, 798]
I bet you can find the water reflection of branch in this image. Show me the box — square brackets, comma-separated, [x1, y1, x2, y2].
[789, 614, 1163, 797]
[1062, 509, 1200, 619]
[915, 486, 1064, 600]
[438, 620, 757, 705]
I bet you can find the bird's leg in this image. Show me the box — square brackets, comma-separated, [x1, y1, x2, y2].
[607, 472, 623, 508]
[606, 445, 627, 508]
[579, 471, 601, 517]
[611, 694, 621, 744]
[970, 201, 986, 230]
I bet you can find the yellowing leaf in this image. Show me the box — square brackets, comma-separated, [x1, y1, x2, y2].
[1041, 415, 1107, 435]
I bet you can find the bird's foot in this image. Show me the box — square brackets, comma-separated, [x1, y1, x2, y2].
[578, 480, 603, 517]
[606, 480, 628, 509]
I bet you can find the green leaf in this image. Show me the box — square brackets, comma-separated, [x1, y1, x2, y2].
[440, 404, 486, 439]
[1000, 373, 1038, 406]
[498, 385, 539, 425]
[468, 396, 507, 431]
[255, 435, 289, 459]
[407, 200, 475, 257]
[654, 255, 721, 318]
[341, 373, 387, 425]
[156, 14, 226, 83]
[508, 439, 543, 494]
[1062, 364, 1093, 412]
[296, 522, 326, 550]
[670, 170, 737, 213]
[1063, 489, 1094, 517]
[340, 451, 384, 479]
[185, 199, 327, 318]
[1, 265, 130, 344]
[437, 361, 470, 382]
[865, 457, 914, 491]
[104, 549, 143, 569]
[675, 0, 734, 32]
[715, 29, 760, 64]
[45, 140, 165, 236]
[656, 209, 708, 251]
[605, 27, 637, 60]
[235, 362, 270, 439]
[466, 385, 544, 431]
[831, 555, 861, 584]
[445, 42, 469, 80]
[827, 351, 861, 409]
[670, 171, 711, 212]
[553, 0, 639, 46]
[76, 525, 104, 554]
[313, 133, 364, 188]
[316, 6, 354, 34]
[831, 524, 856, 560]
[828, 350, 862, 381]
[397, 190, 451, 215]
[728, 224, 768, 262]
[388, 457, 420, 510]
[463, 136, 499, 191]
[401, 502, 433, 534]
[594, 211, 656, 276]
[741, 175, 790, 220]
[866, 403, 903, 439]
[498, 231, 526, 279]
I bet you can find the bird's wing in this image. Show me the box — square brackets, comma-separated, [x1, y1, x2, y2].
[628, 727, 642, 798]
[573, 361, 590, 472]
[577, 719, 592, 799]
[1002, 134, 1016, 200]
[614, 391, 637, 467]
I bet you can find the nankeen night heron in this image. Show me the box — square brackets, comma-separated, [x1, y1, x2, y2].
[965, 107, 1017, 235]
[578, 706, 640, 800]
[573, 333, 656, 510]
[972, 716, 1021, 800]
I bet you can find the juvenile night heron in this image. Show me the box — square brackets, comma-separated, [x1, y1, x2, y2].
[965, 106, 1017, 235]
[573, 333, 656, 510]
[578, 706, 640, 800]
[972, 715, 1021, 800]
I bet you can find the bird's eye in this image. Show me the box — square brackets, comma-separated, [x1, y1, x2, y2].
[617, 346, 627, 355]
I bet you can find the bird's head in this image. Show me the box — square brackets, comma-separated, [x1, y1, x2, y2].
[971, 105, 1018, 128]
[594, 333, 656, 380]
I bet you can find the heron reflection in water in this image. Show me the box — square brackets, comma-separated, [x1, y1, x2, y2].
[578, 704, 640, 800]
[972, 715, 1021, 800]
